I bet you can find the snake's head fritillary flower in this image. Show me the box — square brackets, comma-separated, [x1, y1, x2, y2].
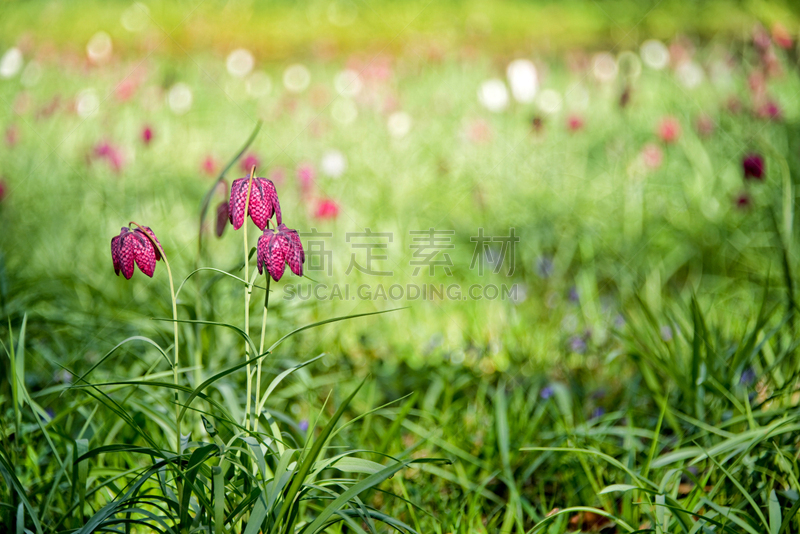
[657, 116, 681, 144]
[0, 179, 7, 203]
[215, 201, 229, 237]
[743, 154, 764, 181]
[756, 100, 781, 121]
[111, 226, 162, 279]
[142, 125, 153, 145]
[256, 223, 305, 281]
[735, 191, 752, 210]
[228, 174, 282, 230]
[240, 153, 260, 173]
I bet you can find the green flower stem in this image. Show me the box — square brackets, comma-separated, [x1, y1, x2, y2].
[242, 168, 256, 431]
[253, 276, 271, 434]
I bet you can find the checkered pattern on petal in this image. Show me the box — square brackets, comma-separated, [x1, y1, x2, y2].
[257, 229, 275, 275]
[258, 178, 282, 226]
[279, 224, 305, 276]
[248, 178, 269, 230]
[133, 229, 158, 277]
[228, 177, 250, 230]
[111, 227, 127, 276]
[117, 229, 137, 279]
[138, 226, 162, 261]
[267, 233, 291, 281]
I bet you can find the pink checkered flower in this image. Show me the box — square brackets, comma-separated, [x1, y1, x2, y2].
[228, 174, 282, 230]
[257, 223, 305, 282]
[111, 226, 162, 279]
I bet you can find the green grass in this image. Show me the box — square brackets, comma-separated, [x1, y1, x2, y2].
[2, 3, 800, 532]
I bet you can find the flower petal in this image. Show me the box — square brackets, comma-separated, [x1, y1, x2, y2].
[248, 179, 269, 230]
[215, 201, 229, 237]
[228, 178, 249, 230]
[267, 233, 290, 281]
[257, 229, 275, 275]
[118, 232, 137, 280]
[133, 229, 158, 277]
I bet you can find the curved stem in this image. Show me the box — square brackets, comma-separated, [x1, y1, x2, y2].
[253, 277, 271, 434]
[242, 167, 256, 430]
[129, 222, 181, 453]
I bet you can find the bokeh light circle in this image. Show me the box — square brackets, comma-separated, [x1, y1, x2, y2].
[284, 64, 311, 93]
[321, 150, 347, 178]
[641, 39, 670, 70]
[537, 89, 562, 115]
[592, 52, 617, 83]
[227, 49, 254, 78]
[334, 69, 363, 97]
[87, 32, 113, 64]
[506, 59, 538, 103]
[0, 48, 23, 79]
[477, 79, 509, 112]
[168, 83, 193, 114]
[388, 111, 413, 138]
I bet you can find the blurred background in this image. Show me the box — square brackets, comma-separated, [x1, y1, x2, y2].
[4, 0, 800, 531]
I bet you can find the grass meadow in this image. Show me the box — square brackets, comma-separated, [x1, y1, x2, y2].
[2, 1, 800, 532]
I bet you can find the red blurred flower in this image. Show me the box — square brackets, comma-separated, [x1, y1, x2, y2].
[772, 23, 793, 50]
[0, 179, 7, 202]
[257, 223, 305, 281]
[111, 226, 162, 279]
[314, 198, 340, 220]
[202, 155, 218, 176]
[657, 117, 681, 144]
[142, 126, 153, 145]
[229, 175, 282, 230]
[567, 114, 584, 132]
[743, 154, 764, 180]
[240, 153, 260, 173]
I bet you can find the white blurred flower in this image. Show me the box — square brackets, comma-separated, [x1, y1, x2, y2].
[331, 98, 357, 124]
[77, 89, 99, 118]
[334, 69, 362, 97]
[510, 283, 528, 305]
[121, 3, 150, 32]
[87, 32, 113, 64]
[246, 72, 272, 98]
[20, 61, 41, 87]
[506, 59, 538, 103]
[617, 51, 642, 79]
[227, 49, 254, 78]
[387, 111, 412, 138]
[477, 79, 509, 112]
[537, 89, 562, 114]
[592, 52, 617, 83]
[676, 61, 704, 89]
[640, 39, 670, 70]
[321, 149, 347, 178]
[168, 83, 193, 114]
[284, 64, 310, 93]
[0, 48, 23, 78]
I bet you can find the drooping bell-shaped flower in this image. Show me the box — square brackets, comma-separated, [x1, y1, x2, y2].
[229, 174, 282, 230]
[111, 226, 162, 279]
[256, 223, 305, 281]
[743, 154, 764, 180]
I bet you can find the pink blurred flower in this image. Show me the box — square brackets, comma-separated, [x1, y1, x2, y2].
[270, 167, 286, 184]
[202, 155, 218, 176]
[657, 117, 681, 144]
[466, 119, 492, 144]
[0, 179, 7, 202]
[240, 153, 260, 173]
[5, 126, 18, 147]
[115, 78, 141, 102]
[297, 163, 316, 195]
[314, 198, 340, 220]
[641, 143, 663, 170]
[743, 154, 764, 181]
[756, 100, 781, 121]
[93, 141, 125, 173]
[567, 114, 584, 132]
[726, 96, 743, 114]
[753, 25, 771, 51]
[141, 126, 153, 145]
[695, 114, 715, 137]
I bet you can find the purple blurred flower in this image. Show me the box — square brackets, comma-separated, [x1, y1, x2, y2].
[568, 286, 579, 303]
[540, 385, 554, 399]
[740, 367, 756, 386]
[742, 154, 764, 181]
[535, 256, 554, 279]
[660, 325, 673, 342]
[591, 407, 605, 419]
[299, 419, 309, 432]
[569, 336, 587, 353]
